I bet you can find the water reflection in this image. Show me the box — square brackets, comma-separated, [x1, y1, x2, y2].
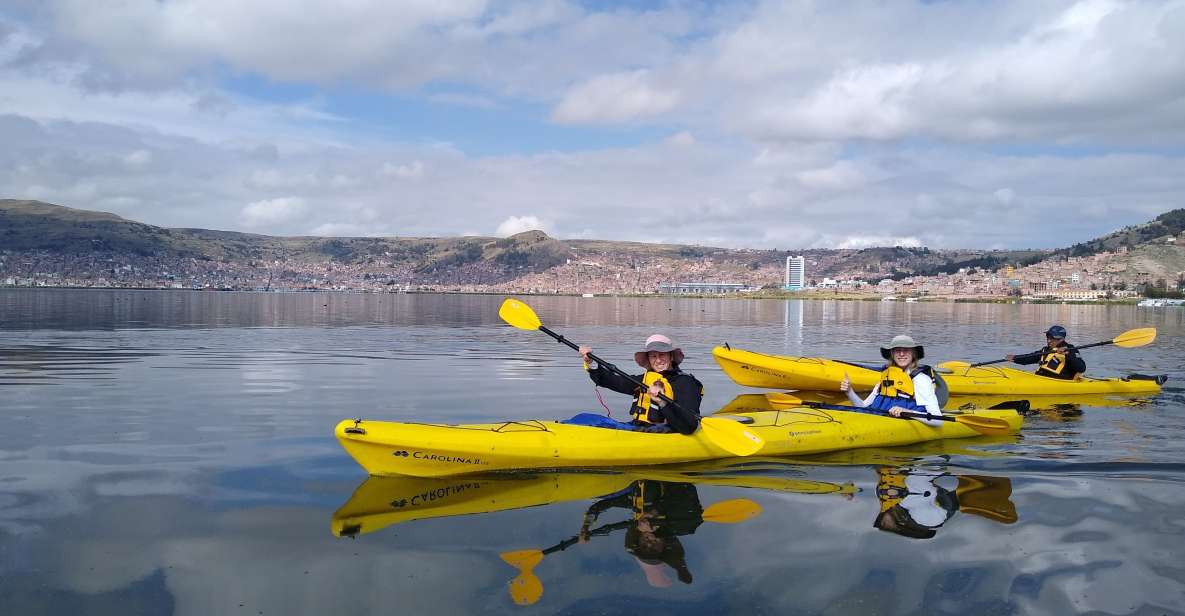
[0, 344, 159, 384]
[873, 467, 1016, 540]
[503, 480, 747, 604]
[329, 461, 1026, 606]
[331, 467, 854, 538]
[2, 290, 1183, 613]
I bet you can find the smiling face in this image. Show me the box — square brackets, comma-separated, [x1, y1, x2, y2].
[648, 351, 672, 372]
[891, 347, 915, 369]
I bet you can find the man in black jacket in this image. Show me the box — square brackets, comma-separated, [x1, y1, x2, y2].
[1006, 325, 1086, 380]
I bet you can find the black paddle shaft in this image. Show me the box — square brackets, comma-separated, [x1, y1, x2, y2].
[537, 325, 689, 415]
[543, 522, 626, 555]
[805, 401, 956, 424]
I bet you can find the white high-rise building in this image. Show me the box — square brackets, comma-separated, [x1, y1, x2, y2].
[785, 255, 805, 290]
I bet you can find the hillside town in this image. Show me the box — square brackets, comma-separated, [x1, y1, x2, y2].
[3, 237, 1183, 302]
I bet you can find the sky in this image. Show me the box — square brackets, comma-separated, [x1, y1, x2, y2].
[1, 0, 1184, 250]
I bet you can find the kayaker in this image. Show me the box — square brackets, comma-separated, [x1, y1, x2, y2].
[577, 334, 703, 434]
[577, 480, 700, 586]
[1005, 325, 1086, 380]
[839, 335, 943, 422]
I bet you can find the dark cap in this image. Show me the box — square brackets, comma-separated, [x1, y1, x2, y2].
[1045, 325, 1067, 339]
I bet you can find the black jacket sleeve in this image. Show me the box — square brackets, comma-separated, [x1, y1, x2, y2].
[660, 373, 703, 435]
[1066, 349, 1086, 375]
[586, 363, 643, 396]
[583, 491, 633, 521]
[1012, 349, 1043, 366]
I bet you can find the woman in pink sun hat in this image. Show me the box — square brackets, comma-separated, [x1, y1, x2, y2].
[577, 334, 703, 434]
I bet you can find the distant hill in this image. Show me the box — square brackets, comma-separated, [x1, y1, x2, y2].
[0, 199, 574, 280]
[1057, 209, 1185, 257]
[0, 199, 212, 257]
[1, 198, 1180, 288]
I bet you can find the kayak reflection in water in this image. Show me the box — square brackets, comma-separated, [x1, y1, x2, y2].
[573, 334, 703, 434]
[873, 466, 1018, 540]
[579, 480, 703, 586]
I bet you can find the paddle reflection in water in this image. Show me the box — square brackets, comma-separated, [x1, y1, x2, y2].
[872, 467, 1017, 540]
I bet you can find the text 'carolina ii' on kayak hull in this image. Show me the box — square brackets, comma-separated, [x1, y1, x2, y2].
[334, 407, 1022, 478]
[712, 346, 1164, 396]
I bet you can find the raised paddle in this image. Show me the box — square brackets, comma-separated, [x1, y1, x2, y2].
[499, 497, 762, 605]
[958, 327, 1157, 370]
[760, 393, 1013, 436]
[498, 298, 764, 456]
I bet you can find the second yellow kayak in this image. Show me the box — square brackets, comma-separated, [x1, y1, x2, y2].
[713, 346, 1164, 396]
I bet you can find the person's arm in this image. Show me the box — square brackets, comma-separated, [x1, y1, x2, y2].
[580, 491, 633, 541]
[840, 373, 878, 407]
[912, 374, 942, 416]
[909, 374, 944, 426]
[845, 384, 879, 407]
[579, 345, 644, 396]
[658, 374, 702, 435]
[1066, 348, 1086, 376]
[1010, 349, 1042, 366]
[586, 363, 643, 396]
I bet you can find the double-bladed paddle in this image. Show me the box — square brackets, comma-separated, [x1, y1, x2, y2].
[761, 393, 1013, 436]
[952, 327, 1157, 371]
[499, 497, 762, 605]
[498, 298, 764, 456]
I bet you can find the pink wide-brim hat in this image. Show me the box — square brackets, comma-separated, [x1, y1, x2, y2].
[634, 334, 685, 369]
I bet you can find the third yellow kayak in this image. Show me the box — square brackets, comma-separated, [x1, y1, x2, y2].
[713, 346, 1164, 396]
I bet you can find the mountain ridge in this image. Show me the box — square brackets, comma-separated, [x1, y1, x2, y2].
[2, 199, 1182, 292]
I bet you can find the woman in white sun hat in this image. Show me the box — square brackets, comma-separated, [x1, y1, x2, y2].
[839, 334, 944, 424]
[578, 334, 703, 434]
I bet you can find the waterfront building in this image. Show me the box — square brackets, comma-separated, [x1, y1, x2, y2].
[657, 282, 749, 294]
[785, 255, 805, 290]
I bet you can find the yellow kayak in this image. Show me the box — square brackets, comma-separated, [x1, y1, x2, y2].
[754, 389, 1158, 413]
[713, 346, 1164, 396]
[334, 406, 1021, 478]
[331, 466, 856, 537]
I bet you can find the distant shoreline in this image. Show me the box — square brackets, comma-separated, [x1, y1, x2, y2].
[0, 285, 1149, 305]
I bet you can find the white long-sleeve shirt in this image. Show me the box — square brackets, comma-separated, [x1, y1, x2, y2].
[845, 372, 943, 426]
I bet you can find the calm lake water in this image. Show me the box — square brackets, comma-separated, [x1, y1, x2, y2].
[1, 289, 1183, 615]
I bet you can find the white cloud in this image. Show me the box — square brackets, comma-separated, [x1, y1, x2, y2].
[834, 236, 924, 250]
[496, 215, 547, 237]
[122, 149, 151, 168]
[3, 111, 1184, 248]
[381, 160, 425, 179]
[241, 197, 307, 228]
[665, 131, 696, 147]
[551, 70, 680, 124]
[795, 161, 868, 192]
[308, 222, 381, 237]
[3, 2, 1185, 249]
